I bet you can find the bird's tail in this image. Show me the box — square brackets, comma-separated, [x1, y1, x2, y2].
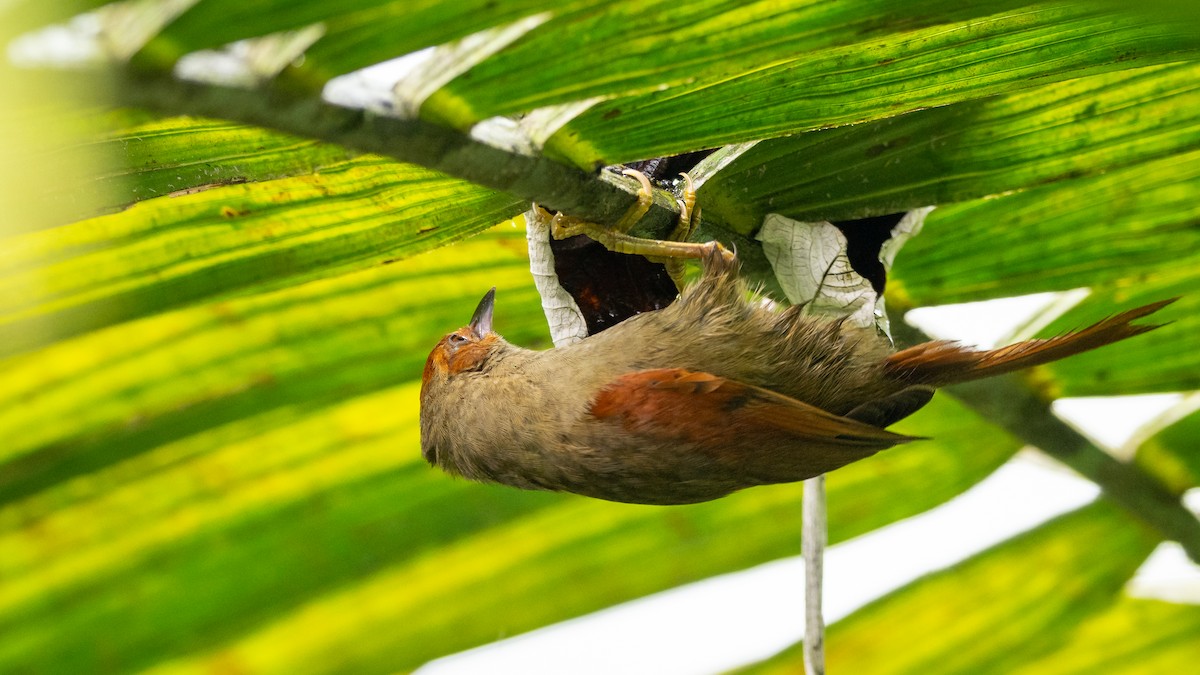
[884, 298, 1175, 387]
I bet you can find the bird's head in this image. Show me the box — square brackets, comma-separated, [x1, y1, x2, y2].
[421, 288, 502, 394]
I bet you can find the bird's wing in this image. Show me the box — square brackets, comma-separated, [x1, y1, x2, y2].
[589, 368, 917, 451]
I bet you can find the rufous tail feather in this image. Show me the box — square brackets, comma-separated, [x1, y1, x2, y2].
[885, 298, 1176, 387]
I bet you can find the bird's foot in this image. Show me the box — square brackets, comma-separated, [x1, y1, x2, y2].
[549, 169, 735, 291]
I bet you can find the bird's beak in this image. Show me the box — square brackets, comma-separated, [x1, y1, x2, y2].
[469, 287, 495, 337]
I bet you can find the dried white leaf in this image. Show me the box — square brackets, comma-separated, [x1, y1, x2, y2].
[880, 206, 933, 269]
[8, 0, 197, 66]
[757, 208, 933, 338]
[324, 51, 425, 113]
[758, 213, 876, 328]
[323, 12, 551, 116]
[468, 116, 534, 155]
[525, 206, 588, 347]
[470, 98, 603, 155]
[175, 24, 325, 88]
[391, 12, 552, 118]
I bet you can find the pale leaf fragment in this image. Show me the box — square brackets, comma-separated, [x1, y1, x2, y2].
[758, 207, 932, 338]
[525, 206, 588, 347]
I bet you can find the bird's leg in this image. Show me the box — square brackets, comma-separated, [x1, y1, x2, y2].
[660, 173, 700, 289]
[550, 169, 733, 290]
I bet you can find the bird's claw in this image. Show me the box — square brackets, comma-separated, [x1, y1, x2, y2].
[700, 240, 738, 275]
[547, 168, 738, 290]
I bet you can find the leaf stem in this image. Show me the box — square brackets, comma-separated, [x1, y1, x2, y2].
[75, 67, 787, 293]
[803, 475, 826, 675]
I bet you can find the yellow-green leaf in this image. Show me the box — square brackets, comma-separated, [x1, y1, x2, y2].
[1, 154, 522, 355]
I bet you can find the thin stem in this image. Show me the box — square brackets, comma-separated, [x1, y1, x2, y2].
[803, 475, 826, 675]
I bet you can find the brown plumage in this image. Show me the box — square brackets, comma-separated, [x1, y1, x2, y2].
[420, 249, 1171, 505]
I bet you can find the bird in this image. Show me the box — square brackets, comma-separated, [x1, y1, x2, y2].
[419, 242, 1172, 505]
